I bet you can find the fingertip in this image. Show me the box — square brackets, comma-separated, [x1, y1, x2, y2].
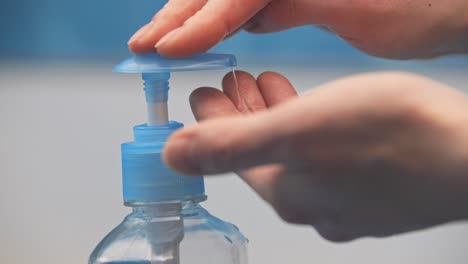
[257, 71, 290, 85]
[257, 71, 297, 106]
[221, 71, 236, 88]
[155, 39, 205, 58]
[316, 229, 358, 243]
[128, 22, 156, 53]
[257, 71, 280, 80]
[130, 0, 211, 56]
[189, 87, 213, 103]
[189, 87, 238, 121]
[222, 70, 266, 112]
[156, 35, 219, 58]
[128, 41, 156, 54]
[190, 87, 223, 105]
[257, 71, 295, 92]
[222, 70, 253, 86]
[129, 40, 158, 54]
[155, 14, 227, 57]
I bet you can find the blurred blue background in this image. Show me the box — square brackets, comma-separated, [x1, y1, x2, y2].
[2, 0, 356, 61]
[3, 0, 466, 67]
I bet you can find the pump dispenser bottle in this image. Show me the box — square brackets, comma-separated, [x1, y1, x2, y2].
[89, 53, 248, 264]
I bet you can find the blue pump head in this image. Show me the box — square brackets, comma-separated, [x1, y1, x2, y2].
[115, 53, 237, 126]
[113, 53, 237, 73]
[114, 53, 236, 205]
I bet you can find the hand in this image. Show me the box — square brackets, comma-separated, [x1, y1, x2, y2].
[163, 71, 468, 241]
[128, 0, 468, 59]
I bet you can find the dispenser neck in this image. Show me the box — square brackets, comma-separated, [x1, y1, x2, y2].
[130, 201, 182, 218]
[181, 196, 207, 217]
[183, 195, 207, 207]
[142, 72, 170, 126]
[126, 195, 207, 220]
[126, 201, 184, 264]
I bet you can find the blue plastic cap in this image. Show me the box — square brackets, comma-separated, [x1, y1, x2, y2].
[121, 121, 205, 205]
[116, 52, 238, 204]
[113, 53, 237, 73]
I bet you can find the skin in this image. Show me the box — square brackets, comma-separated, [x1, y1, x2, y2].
[128, 0, 468, 59]
[126, 0, 468, 241]
[163, 71, 468, 241]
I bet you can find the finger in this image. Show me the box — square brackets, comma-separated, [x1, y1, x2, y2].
[237, 164, 284, 204]
[189, 87, 239, 121]
[189, 86, 279, 204]
[222, 71, 267, 113]
[223, 27, 243, 40]
[127, 22, 153, 47]
[256, 71, 298, 107]
[244, 0, 334, 33]
[189, 83, 280, 205]
[128, 0, 208, 53]
[163, 112, 289, 175]
[156, 0, 272, 57]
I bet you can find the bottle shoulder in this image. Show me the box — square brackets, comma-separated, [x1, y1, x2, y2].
[89, 212, 184, 264]
[90, 205, 248, 264]
[182, 206, 248, 245]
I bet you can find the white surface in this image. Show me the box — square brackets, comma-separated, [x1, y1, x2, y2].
[1, 63, 468, 264]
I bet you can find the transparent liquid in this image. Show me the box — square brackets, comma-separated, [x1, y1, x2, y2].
[231, 67, 247, 112]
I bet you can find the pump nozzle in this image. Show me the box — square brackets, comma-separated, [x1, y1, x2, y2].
[113, 53, 236, 127]
[143, 72, 170, 126]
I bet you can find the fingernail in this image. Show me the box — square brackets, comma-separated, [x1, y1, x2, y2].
[155, 27, 182, 49]
[128, 21, 154, 45]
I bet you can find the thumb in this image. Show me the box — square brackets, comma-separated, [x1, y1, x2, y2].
[163, 113, 290, 175]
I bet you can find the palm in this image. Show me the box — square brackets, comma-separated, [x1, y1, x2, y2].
[187, 71, 297, 204]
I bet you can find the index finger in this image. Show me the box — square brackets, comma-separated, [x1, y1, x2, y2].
[155, 0, 272, 57]
[129, 0, 208, 53]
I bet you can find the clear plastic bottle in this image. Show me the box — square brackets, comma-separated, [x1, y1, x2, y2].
[89, 53, 247, 264]
[89, 196, 248, 264]
[180, 197, 248, 264]
[89, 201, 185, 264]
